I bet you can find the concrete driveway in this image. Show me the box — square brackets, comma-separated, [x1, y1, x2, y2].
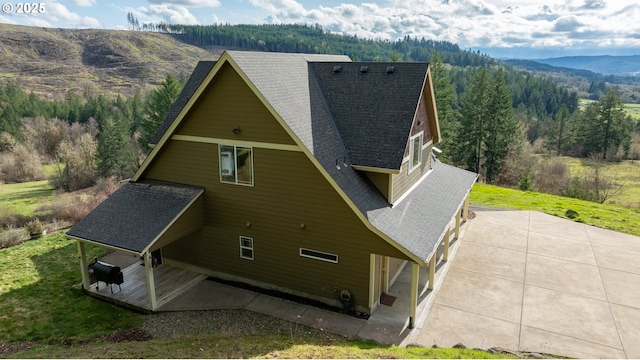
[411, 210, 640, 359]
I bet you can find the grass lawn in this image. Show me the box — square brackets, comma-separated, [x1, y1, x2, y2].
[9, 335, 514, 359]
[0, 232, 141, 343]
[471, 183, 640, 236]
[0, 180, 54, 218]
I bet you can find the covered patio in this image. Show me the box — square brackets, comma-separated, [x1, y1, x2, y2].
[66, 181, 205, 311]
[84, 252, 207, 312]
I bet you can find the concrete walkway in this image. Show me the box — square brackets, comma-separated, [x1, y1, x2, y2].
[410, 210, 640, 359]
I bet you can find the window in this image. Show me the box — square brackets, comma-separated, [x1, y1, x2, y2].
[240, 236, 254, 260]
[220, 145, 253, 185]
[409, 132, 423, 172]
[300, 248, 338, 263]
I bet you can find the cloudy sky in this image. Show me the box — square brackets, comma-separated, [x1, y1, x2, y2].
[1, 0, 639, 58]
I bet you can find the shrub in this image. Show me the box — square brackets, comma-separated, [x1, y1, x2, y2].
[37, 177, 120, 224]
[0, 227, 29, 248]
[0, 143, 45, 183]
[533, 159, 569, 195]
[26, 218, 45, 235]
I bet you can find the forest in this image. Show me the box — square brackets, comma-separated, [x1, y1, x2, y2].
[1, 23, 639, 239]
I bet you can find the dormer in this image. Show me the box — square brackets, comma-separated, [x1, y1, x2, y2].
[310, 61, 440, 204]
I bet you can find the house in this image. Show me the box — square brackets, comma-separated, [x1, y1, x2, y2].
[66, 50, 477, 328]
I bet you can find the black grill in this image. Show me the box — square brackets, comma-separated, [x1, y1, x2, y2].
[89, 258, 123, 293]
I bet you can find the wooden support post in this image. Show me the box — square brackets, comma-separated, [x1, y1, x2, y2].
[455, 205, 462, 239]
[409, 262, 419, 329]
[144, 252, 157, 311]
[428, 255, 436, 290]
[463, 195, 470, 222]
[443, 227, 450, 261]
[77, 241, 90, 290]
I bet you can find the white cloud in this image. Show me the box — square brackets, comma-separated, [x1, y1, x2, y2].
[248, 0, 640, 51]
[130, 4, 199, 25]
[35, 0, 100, 28]
[68, 0, 97, 6]
[146, 0, 221, 7]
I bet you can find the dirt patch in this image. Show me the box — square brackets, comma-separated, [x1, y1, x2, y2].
[0, 341, 38, 357]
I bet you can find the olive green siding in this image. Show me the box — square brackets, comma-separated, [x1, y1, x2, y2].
[149, 195, 205, 253]
[390, 144, 433, 203]
[139, 62, 411, 312]
[364, 172, 390, 200]
[175, 62, 296, 146]
[146, 141, 408, 311]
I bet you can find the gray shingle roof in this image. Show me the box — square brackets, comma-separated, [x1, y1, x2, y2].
[310, 62, 428, 170]
[366, 159, 477, 261]
[66, 182, 203, 254]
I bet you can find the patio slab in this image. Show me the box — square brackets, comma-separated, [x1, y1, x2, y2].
[526, 232, 597, 265]
[524, 252, 606, 300]
[610, 304, 640, 358]
[599, 268, 640, 309]
[521, 285, 621, 349]
[418, 210, 639, 359]
[452, 241, 526, 282]
[435, 266, 524, 323]
[592, 242, 640, 274]
[519, 325, 626, 359]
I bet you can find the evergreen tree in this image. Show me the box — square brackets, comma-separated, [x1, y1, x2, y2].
[543, 105, 574, 156]
[97, 118, 138, 179]
[139, 74, 183, 149]
[453, 68, 521, 183]
[483, 69, 519, 184]
[576, 88, 631, 159]
[0, 104, 22, 139]
[453, 67, 493, 174]
[430, 50, 459, 163]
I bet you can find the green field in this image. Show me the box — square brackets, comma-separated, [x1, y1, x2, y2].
[0, 180, 53, 218]
[624, 102, 640, 120]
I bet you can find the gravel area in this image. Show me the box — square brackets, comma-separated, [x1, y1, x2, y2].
[142, 309, 343, 341]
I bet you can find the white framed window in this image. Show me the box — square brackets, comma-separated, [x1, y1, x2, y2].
[220, 145, 253, 186]
[300, 248, 338, 263]
[240, 236, 254, 260]
[409, 132, 423, 172]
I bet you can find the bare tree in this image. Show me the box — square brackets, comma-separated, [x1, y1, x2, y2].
[584, 153, 623, 204]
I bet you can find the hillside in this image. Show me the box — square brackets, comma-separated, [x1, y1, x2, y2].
[534, 55, 640, 77]
[0, 24, 215, 99]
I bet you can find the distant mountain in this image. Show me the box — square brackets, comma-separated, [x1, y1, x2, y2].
[533, 55, 640, 77]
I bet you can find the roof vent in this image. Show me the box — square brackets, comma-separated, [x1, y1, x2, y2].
[332, 65, 342, 73]
[386, 66, 395, 74]
[359, 66, 369, 73]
